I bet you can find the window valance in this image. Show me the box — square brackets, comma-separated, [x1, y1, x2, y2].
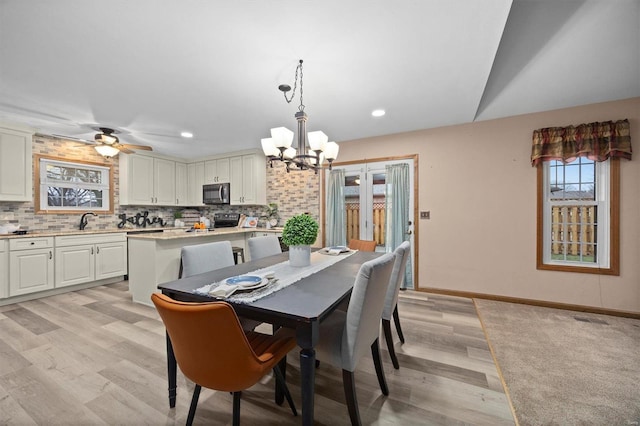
[531, 119, 631, 167]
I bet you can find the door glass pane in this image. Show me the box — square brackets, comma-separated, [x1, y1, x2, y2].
[344, 174, 361, 243]
[372, 172, 386, 249]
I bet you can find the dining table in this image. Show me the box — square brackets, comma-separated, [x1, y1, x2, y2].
[156, 249, 381, 425]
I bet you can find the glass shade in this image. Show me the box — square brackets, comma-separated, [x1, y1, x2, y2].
[283, 147, 296, 159]
[270, 127, 294, 149]
[307, 131, 328, 151]
[94, 145, 120, 157]
[324, 141, 339, 160]
[261, 138, 280, 156]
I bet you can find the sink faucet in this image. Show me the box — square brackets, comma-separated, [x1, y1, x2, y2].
[79, 212, 97, 230]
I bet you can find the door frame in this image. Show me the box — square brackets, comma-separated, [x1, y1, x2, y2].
[321, 154, 419, 289]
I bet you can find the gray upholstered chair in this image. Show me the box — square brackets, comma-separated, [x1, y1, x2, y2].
[314, 252, 396, 426]
[247, 235, 282, 261]
[179, 241, 235, 278]
[382, 241, 411, 369]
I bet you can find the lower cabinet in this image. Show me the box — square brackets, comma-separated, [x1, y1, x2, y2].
[55, 233, 127, 288]
[0, 239, 8, 298]
[9, 237, 55, 296]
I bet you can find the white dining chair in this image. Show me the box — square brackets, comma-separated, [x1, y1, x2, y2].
[179, 241, 235, 278]
[314, 252, 396, 426]
[382, 241, 411, 369]
[247, 235, 282, 261]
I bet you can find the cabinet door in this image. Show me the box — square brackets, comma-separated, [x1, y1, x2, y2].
[126, 155, 155, 205]
[0, 241, 7, 299]
[229, 156, 244, 204]
[205, 158, 230, 183]
[95, 241, 127, 280]
[175, 162, 188, 206]
[240, 154, 259, 204]
[154, 158, 176, 205]
[9, 248, 54, 296]
[187, 162, 205, 206]
[55, 244, 95, 288]
[0, 127, 33, 202]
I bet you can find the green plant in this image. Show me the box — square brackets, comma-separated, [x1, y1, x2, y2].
[173, 210, 183, 219]
[281, 214, 319, 246]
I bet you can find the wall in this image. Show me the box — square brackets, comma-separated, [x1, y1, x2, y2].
[0, 135, 320, 232]
[335, 97, 640, 313]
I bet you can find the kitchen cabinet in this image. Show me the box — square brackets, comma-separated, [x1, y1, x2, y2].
[120, 154, 179, 206]
[175, 162, 188, 206]
[0, 239, 7, 298]
[55, 233, 127, 288]
[9, 237, 55, 297]
[0, 124, 33, 202]
[187, 162, 205, 206]
[204, 158, 230, 183]
[229, 153, 266, 205]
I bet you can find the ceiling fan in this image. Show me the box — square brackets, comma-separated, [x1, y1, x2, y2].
[92, 127, 153, 157]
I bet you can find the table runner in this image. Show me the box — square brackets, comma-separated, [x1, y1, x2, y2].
[193, 250, 357, 304]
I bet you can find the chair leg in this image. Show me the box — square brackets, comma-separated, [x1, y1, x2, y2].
[371, 339, 389, 396]
[273, 365, 298, 417]
[232, 391, 241, 426]
[382, 319, 400, 369]
[393, 305, 405, 344]
[342, 369, 362, 426]
[186, 384, 201, 426]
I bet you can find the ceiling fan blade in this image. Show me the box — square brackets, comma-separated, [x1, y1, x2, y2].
[116, 146, 136, 154]
[120, 143, 153, 151]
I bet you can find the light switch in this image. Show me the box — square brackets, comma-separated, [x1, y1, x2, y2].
[420, 211, 430, 219]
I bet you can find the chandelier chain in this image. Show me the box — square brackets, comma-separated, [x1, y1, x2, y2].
[283, 60, 305, 112]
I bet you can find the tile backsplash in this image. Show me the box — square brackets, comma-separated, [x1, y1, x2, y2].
[0, 135, 320, 232]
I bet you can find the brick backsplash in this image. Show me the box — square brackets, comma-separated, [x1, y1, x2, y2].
[1, 135, 320, 232]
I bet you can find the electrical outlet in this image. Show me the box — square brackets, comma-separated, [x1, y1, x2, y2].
[420, 211, 430, 219]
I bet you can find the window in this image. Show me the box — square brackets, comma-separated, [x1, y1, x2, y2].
[537, 158, 619, 275]
[36, 156, 113, 213]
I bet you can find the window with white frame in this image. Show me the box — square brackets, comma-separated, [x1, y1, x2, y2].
[537, 158, 619, 275]
[38, 157, 111, 212]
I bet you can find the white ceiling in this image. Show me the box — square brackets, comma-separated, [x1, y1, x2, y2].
[1, 0, 638, 160]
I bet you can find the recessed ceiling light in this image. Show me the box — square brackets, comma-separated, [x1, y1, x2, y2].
[371, 109, 386, 117]
[181, 131, 193, 138]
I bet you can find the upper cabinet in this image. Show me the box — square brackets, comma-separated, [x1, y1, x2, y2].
[120, 154, 178, 206]
[175, 162, 188, 206]
[204, 158, 230, 183]
[0, 124, 34, 202]
[229, 153, 266, 205]
[187, 162, 205, 206]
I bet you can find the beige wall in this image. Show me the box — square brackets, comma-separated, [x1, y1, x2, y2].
[336, 97, 640, 313]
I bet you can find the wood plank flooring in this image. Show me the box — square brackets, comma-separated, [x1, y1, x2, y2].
[0, 282, 514, 425]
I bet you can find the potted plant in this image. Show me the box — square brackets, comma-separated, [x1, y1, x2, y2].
[281, 213, 319, 267]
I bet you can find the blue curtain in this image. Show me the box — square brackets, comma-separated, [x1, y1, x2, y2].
[385, 163, 412, 288]
[326, 169, 346, 246]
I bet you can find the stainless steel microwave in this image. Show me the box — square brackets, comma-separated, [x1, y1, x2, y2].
[203, 183, 230, 205]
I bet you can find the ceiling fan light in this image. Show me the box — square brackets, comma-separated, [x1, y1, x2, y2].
[95, 145, 120, 158]
[270, 127, 294, 149]
[283, 146, 296, 160]
[307, 131, 328, 151]
[96, 133, 118, 145]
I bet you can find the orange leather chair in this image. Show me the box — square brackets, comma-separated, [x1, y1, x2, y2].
[151, 293, 297, 425]
[348, 239, 377, 252]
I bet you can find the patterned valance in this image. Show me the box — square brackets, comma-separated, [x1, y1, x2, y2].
[531, 119, 631, 167]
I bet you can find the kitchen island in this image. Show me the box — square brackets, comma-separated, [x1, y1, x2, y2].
[127, 227, 282, 306]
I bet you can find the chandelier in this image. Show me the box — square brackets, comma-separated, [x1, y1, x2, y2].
[261, 60, 339, 173]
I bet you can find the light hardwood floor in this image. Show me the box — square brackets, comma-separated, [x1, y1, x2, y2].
[0, 282, 514, 425]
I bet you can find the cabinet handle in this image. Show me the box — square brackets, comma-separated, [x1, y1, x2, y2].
[49, 251, 52, 259]
[97, 247, 100, 254]
[91, 247, 94, 255]
[30, 241, 35, 245]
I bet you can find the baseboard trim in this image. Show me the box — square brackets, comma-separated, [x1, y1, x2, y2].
[420, 288, 640, 320]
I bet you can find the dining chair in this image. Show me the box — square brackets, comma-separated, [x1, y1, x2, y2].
[382, 241, 411, 369]
[151, 293, 297, 426]
[247, 235, 282, 260]
[178, 240, 235, 278]
[347, 239, 377, 252]
[178, 240, 259, 331]
[314, 252, 396, 426]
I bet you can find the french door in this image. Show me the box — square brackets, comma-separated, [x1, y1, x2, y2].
[328, 158, 415, 288]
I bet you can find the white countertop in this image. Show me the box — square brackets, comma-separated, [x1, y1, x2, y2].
[126, 227, 283, 240]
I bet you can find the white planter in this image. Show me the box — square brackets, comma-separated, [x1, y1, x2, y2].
[289, 245, 311, 267]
